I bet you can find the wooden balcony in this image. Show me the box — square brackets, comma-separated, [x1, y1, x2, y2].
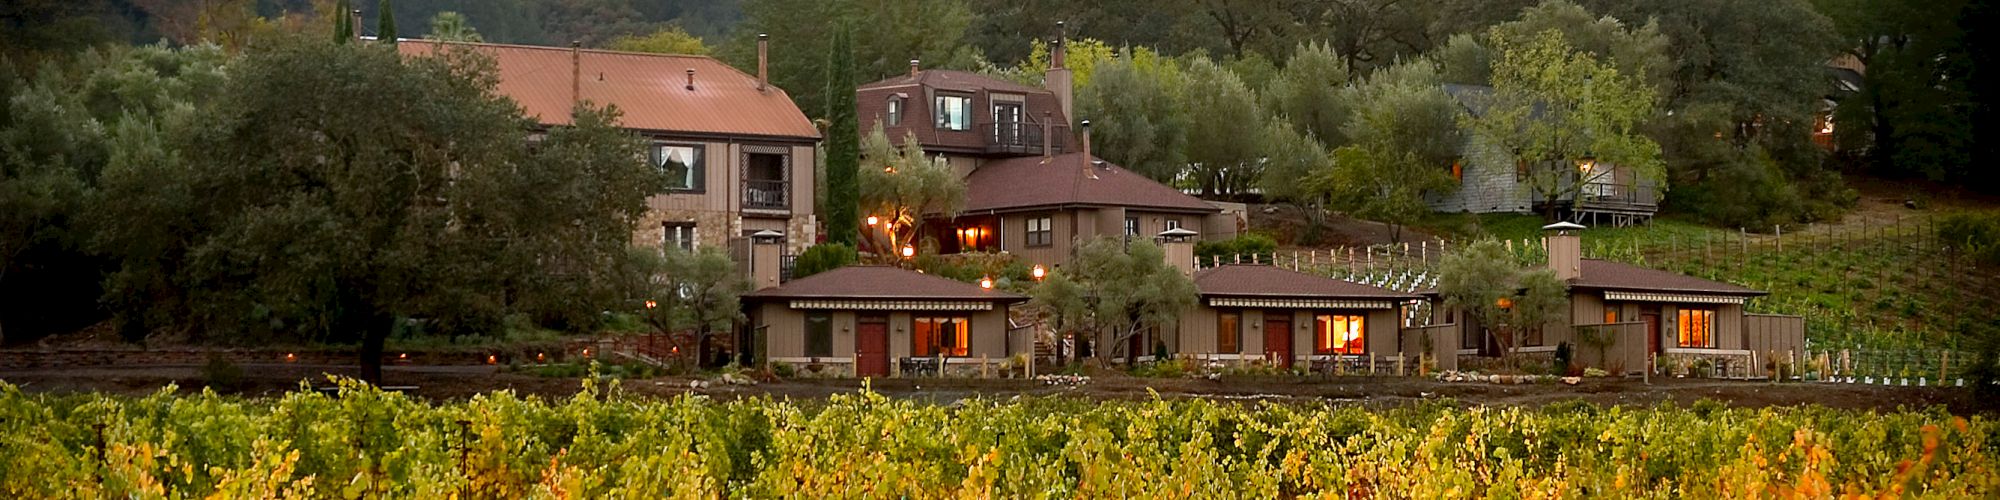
[980, 121, 1068, 156]
[743, 179, 789, 211]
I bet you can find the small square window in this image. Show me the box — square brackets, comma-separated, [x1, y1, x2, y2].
[652, 144, 704, 192]
[663, 222, 697, 251]
[1025, 216, 1053, 247]
[934, 94, 972, 131]
[1124, 217, 1139, 237]
[805, 312, 832, 358]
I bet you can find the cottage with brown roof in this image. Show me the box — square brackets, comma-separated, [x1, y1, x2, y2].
[745, 266, 1028, 377]
[1411, 224, 1805, 377]
[401, 37, 822, 255]
[1164, 265, 1418, 370]
[856, 39, 1244, 268]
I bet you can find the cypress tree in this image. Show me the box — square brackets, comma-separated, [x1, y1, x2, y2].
[377, 0, 397, 44]
[823, 28, 860, 246]
[333, 0, 352, 44]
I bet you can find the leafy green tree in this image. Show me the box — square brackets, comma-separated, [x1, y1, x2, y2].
[377, 0, 397, 43]
[93, 38, 660, 383]
[1814, 0, 1982, 188]
[857, 126, 964, 258]
[1254, 118, 1329, 204]
[1308, 60, 1463, 242]
[334, 0, 353, 43]
[1181, 56, 1263, 196]
[424, 11, 483, 42]
[1435, 239, 1567, 359]
[1071, 47, 1188, 183]
[606, 26, 710, 55]
[1433, 33, 1491, 84]
[1263, 42, 1351, 150]
[1470, 28, 1663, 221]
[790, 243, 857, 279]
[638, 246, 748, 367]
[1029, 236, 1196, 364]
[1490, 0, 1670, 92]
[822, 27, 860, 246]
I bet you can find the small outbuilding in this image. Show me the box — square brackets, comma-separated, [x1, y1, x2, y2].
[1167, 264, 1419, 371]
[744, 266, 1027, 377]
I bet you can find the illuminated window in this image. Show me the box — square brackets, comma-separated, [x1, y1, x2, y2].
[1313, 314, 1365, 355]
[913, 316, 970, 357]
[1217, 312, 1240, 354]
[1603, 306, 1619, 324]
[1677, 308, 1715, 348]
[1450, 158, 1464, 182]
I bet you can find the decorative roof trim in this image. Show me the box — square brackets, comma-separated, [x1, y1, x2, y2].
[788, 300, 994, 311]
[1603, 291, 1746, 304]
[1208, 298, 1395, 309]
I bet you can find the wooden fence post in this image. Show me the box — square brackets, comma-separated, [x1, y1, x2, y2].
[1941, 351, 1950, 381]
[1398, 352, 1406, 377]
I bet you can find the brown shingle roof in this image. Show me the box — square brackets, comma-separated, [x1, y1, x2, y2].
[858, 70, 1049, 95]
[745, 266, 1027, 301]
[1573, 259, 1766, 296]
[963, 153, 1219, 214]
[1195, 265, 1418, 299]
[399, 40, 819, 140]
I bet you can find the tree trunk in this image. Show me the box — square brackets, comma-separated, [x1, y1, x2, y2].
[358, 315, 391, 385]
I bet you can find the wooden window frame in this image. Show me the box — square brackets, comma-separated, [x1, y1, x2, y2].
[1025, 216, 1053, 247]
[1313, 313, 1366, 355]
[1677, 308, 1716, 348]
[804, 312, 833, 358]
[1216, 311, 1240, 354]
[912, 315, 971, 357]
[652, 142, 706, 193]
[663, 221, 698, 251]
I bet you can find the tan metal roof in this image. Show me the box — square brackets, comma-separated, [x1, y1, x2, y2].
[399, 40, 819, 140]
[1195, 264, 1418, 300]
[963, 153, 1219, 213]
[744, 266, 1027, 302]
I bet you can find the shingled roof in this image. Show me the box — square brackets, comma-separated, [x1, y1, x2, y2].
[963, 153, 1219, 214]
[744, 266, 1027, 302]
[1572, 260, 1766, 296]
[857, 69, 1051, 95]
[1195, 265, 1418, 299]
[399, 40, 819, 140]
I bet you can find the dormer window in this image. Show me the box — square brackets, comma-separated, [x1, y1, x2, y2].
[886, 96, 904, 126]
[934, 94, 972, 131]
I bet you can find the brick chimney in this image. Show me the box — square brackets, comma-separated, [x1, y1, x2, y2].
[1543, 222, 1584, 281]
[1045, 25, 1073, 125]
[756, 33, 769, 92]
[1158, 228, 1199, 276]
[909, 58, 920, 77]
[749, 230, 785, 290]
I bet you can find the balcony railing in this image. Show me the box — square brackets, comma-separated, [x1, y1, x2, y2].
[1540, 172, 1659, 213]
[744, 179, 788, 211]
[980, 121, 1068, 156]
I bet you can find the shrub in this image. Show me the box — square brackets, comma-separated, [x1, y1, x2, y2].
[791, 243, 856, 279]
[200, 355, 244, 389]
[1938, 212, 2000, 264]
[1195, 233, 1279, 264]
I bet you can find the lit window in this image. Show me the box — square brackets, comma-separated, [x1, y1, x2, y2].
[663, 222, 697, 251]
[886, 96, 904, 126]
[1124, 217, 1139, 237]
[913, 316, 969, 357]
[1217, 312, 1240, 354]
[1603, 306, 1619, 324]
[1313, 314, 1365, 355]
[1025, 216, 1053, 246]
[1677, 308, 1715, 348]
[934, 94, 972, 131]
[652, 144, 704, 191]
[1450, 158, 1464, 182]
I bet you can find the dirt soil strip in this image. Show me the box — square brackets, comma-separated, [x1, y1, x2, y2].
[4, 365, 1990, 415]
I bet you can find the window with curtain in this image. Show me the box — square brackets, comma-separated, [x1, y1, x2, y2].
[934, 94, 972, 131]
[804, 312, 832, 357]
[651, 143, 703, 191]
[1216, 312, 1240, 353]
[1313, 314, 1365, 355]
[913, 316, 970, 357]
[1677, 308, 1715, 348]
[886, 96, 903, 126]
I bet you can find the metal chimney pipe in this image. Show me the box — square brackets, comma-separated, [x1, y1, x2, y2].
[686, 68, 695, 91]
[756, 33, 770, 91]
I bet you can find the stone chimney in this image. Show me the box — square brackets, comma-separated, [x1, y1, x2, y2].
[1543, 222, 1584, 281]
[909, 58, 920, 77]
[1045, 27, 1073, 125]
[1079, 120, 1097, 179]
[749, 230, 785, 290]
[756, 33, 769, 92]
[1158, 228, 1199, 276]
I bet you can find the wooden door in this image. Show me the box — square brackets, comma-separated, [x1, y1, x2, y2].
[1642, 313, 1661, 355]
[856, 316, 889, 377]
[1263, 315, 1292, 368]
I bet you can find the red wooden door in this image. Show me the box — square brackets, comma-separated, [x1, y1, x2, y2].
[1263, 315, 1292, 368]
[1642, 313, 1661, 355]
[856, 317, 889, 377]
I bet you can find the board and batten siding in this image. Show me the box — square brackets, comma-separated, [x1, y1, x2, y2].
[1175, 306, 1400, 360]
[758, 304, 1012, 361]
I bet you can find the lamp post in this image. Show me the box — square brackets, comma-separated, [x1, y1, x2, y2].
[1031, 264, 1046, 281]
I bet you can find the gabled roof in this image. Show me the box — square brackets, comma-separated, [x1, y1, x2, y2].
[398, 40, 819, 140]
[1195, 265, 1418, 300]
[963, 153, 1219, 214]
[744, 266, 1026, 302]
[1573, 259, 1766, 296]
[858, 69, 1050, 95]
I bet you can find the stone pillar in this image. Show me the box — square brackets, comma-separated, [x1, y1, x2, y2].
[1158, 228, 1199, 276]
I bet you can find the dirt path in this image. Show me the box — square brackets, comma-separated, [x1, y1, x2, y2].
[3, 364, 1986, 414]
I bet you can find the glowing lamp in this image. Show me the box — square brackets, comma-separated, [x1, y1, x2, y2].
[537, 352, 546, 363]
[866, 216, 879, 226]
[285, 353, 296, 363]
[486, 355, 497, 365]
[980, 276, 994, 289]
[1031, 265, 1046, 280]
[1576, 155, 1597, 174]
[901, 245, 915, 258]
[1496, 297, 1514, 310]
[645, 300, 657, 309]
